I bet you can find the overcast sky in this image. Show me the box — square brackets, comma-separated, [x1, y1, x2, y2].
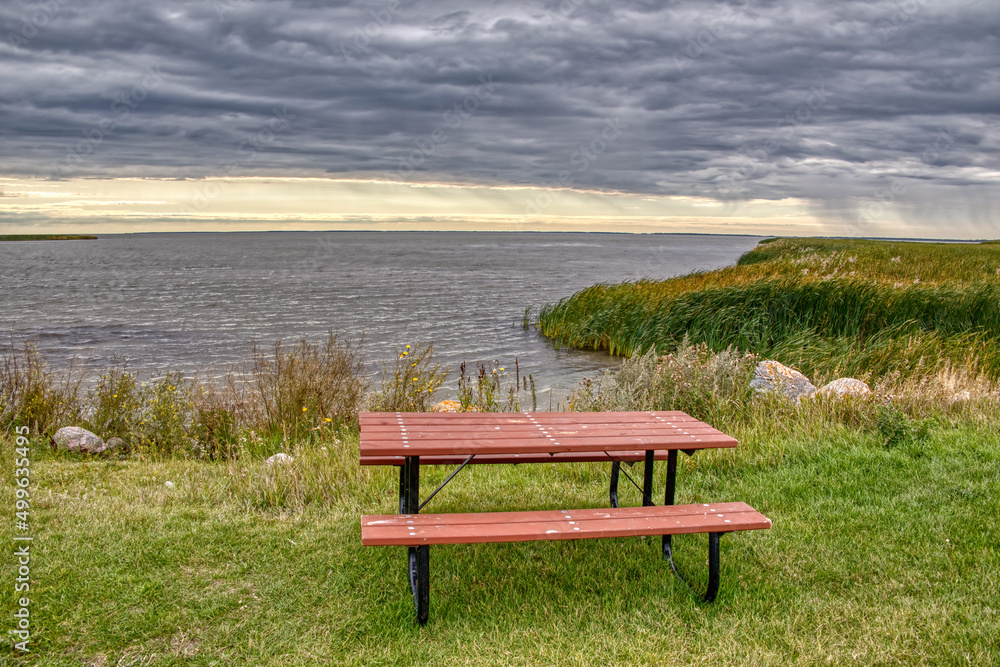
[1, 0, 998, 237]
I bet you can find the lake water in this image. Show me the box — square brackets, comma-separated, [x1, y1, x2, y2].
[0, 231, 762, 401]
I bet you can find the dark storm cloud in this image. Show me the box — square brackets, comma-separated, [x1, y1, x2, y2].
[1, 0, 998, 227]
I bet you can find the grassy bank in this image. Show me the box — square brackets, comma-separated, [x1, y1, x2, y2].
[537, 238, 1000, 383]
[2, 384, 997, 664]
[0, 235, 97, 241]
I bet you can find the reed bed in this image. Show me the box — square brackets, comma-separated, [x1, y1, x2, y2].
[537, 238, 1000, 381]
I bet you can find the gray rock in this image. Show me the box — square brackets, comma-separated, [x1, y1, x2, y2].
[52, 426, 109, 454]
[264, 452, 294, 466]
[750, 360, 816, 403]
[816, 378, 872, 399]
[104, 437, 125, 451]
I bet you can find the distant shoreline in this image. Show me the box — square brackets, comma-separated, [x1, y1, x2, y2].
[0, 234, 97, 241]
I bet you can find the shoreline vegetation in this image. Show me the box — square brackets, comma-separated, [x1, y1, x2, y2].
[537, 237, 1000, 382]
[0, 234, 98, 241]
[2, 237, 997, 664]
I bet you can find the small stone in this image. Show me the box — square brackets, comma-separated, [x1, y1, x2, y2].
[164, 481, 175, 489]
[51, 426, 108, 454]
[816, 378, 872, 399]
[750, 360, 816, 403]
[431, 400, 479, 412]
[104, 437, 125, 451]
[265, 452, 294, 465]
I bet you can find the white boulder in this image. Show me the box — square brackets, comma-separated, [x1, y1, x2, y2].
[52, 426, 110, 454]
[750, 360, 817, 403]
[816, 378, 872, 399]
[265, 452, 294, 466]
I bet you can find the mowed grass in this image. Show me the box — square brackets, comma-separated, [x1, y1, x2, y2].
[3, 415, 997, 665]
[536, 238, 1000, 381]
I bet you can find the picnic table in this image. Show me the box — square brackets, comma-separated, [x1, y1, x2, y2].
[360, 410, 770, 624]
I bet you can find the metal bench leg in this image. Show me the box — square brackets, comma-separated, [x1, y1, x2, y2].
[664, 531, 724, 602]
[642, 450, 655, 506]
[609, 460, 621, 508]
[662, 449, 678, 561]
[409, 545, 429, 625]
[400, 456, 429, 624]
[398, 463, 407, 514]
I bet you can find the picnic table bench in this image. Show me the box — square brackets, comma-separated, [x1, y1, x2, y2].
[360, 410, 770, 624]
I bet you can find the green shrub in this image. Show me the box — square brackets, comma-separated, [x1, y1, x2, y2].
[250, 333, 367, 439]
[0, 343, 83, 435]
[369, 343, 446, 412]
[138, 372, 194, 457]
[87, 357, 143, 443]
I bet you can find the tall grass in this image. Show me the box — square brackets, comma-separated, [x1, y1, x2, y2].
[249, 334, 367, 434]
[457, 359, 524, 412]
[368, 343, 447, 413]
[0, 336, 441, 460]
[538, 238, 1000, 381]
[570, 340, 1000, 463]
[0, 342, 84, 434]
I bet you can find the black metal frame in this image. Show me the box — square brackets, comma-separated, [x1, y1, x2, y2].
[610, 449, 725, 602]
[395, 447, 727, 625]
[400, 456, 430, 624]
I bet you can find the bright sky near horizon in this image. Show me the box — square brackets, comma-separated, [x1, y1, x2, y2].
[1, 1, 998, 238]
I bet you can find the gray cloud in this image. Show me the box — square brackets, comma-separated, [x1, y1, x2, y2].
[1, 0, 998, 231]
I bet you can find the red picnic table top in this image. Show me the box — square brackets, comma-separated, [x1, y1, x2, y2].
[358, 410, 738, 458]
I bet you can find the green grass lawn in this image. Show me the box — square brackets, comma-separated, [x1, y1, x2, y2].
[3, 417, 997, 665]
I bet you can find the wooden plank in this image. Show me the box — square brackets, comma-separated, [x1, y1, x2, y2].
[358, 410, 736, 458]
[360, 425, 725, 439]
[359, 411, 700, 425]
[361, 502, 771, 546]
[359, 450, 674, 466]
[359, 434, 736, 457]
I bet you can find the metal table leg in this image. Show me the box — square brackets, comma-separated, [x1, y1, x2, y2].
[401, 456, 429, 624]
